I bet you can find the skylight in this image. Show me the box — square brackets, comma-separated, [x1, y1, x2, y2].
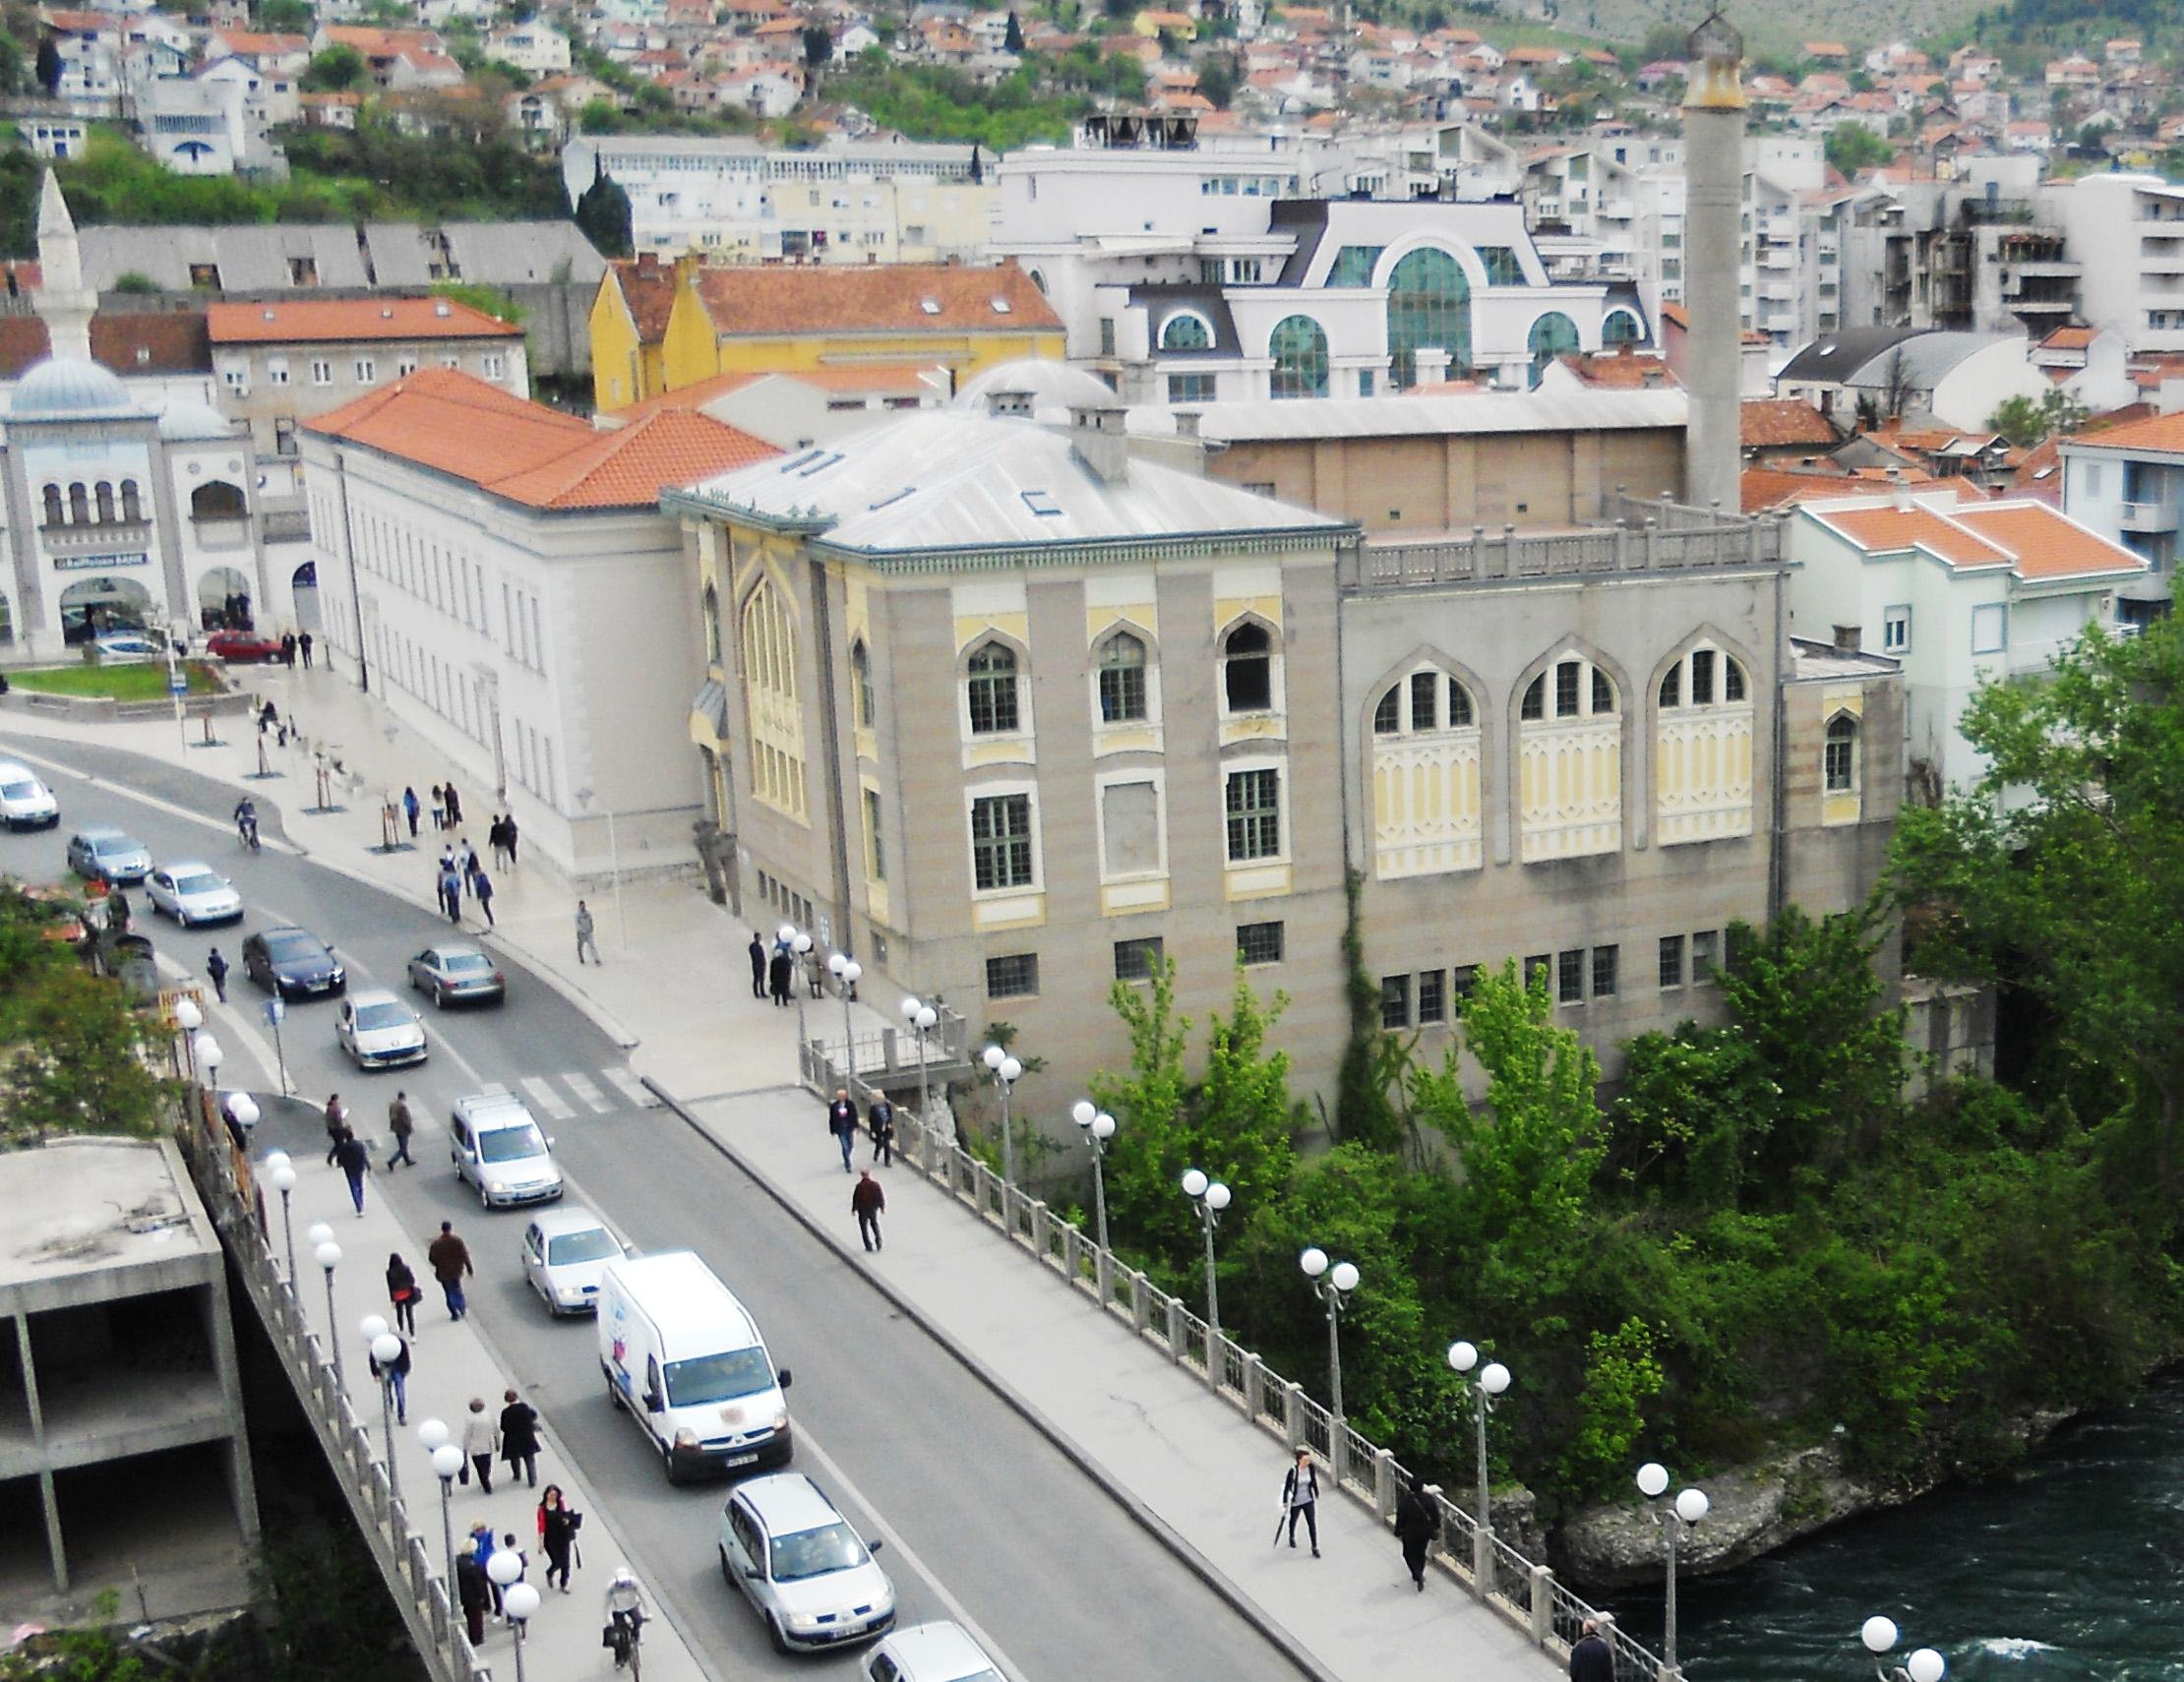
[1020, 490, 1062, 516]
[991, 297, 1012, 314]
[919, 297, 941, 315]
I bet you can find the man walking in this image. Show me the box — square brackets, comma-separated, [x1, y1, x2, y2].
[767, 944, 793, 1008]
[868, 1093, 895, 1168]
[1394, 1474, 1436, 1592]
[748, 931, 767, 999]
[461, 1403, 499, 1494]
[298, 631, 314, 669]
[826, 1088, 858, 1173]
[1282, 1448, 1321, 1557]
[387, 1091, 415, 1169]
[440, 864, 463, 925]
[576, 900, 600, 965]
[428, 1221, 473, 1320]
[1569, 1620, 1615, 1682]
[323, 1093, 349, 1165]
[280, 631, 297, 668]
[852, 1170, 885, 1252]
[499, 1388, 542, 1488]
[205, 946, 228, 1003]
[459, 837, 479, 896]
[334, 1129, 371, 1217]
[473, 866, 496, 930]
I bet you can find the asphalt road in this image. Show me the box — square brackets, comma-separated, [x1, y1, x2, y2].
[2, 733, 1303, 1682]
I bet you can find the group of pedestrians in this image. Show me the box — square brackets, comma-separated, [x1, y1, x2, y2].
[821, 1086, 898, 1252]
[751, 930, 828, 1006]
[434, 839, 497, 928]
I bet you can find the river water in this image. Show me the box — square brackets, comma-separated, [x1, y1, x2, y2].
[1606, 1370, 2184, 1681]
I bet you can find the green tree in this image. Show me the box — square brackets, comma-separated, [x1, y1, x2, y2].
[1004, 9, 1026, 51]
[34, 32, 61, 96]
[431, 280, 525, 326]
[302, 45, 367, 91]
[802, 25, 832, 67]
[574, 155, 633, 256]
[259, 0, 312, 30]
[1988, 387, 2089, 448]
[0, 912, 168, 1146]
[1197, 49, 1238, 107]
[1826, 122, 1897, 176]
[111, 270, 159, 294]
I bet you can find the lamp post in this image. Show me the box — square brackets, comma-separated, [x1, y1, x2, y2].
[1447, 1340, 1512, 1595]
[1070, 1102, 1117, 1253]
[899, 995, 940, 1138]
[362, 1318, 403, 1500]
[193, 1031, 223, 1099]
[1181, 1170, 1232, 1388]
[827, 952, 862, 1070]
[174, 996, 202, 1081]
[227, 1092, 260, 1143]
[1300, 1247, 1360, 1472]
[779, 925, 813, 1046]
[266, 1156, 298, 1279]
[315, 1239, 344, 1384]
[979, 1044, 1022, 1194]
[418, 1419, 460, 1585]
[504, 1581, 540, 1682]
[1861, 1618, 1947, 1682]
[1637, 1462, 1710, 1676]
[487, 1551, 523, 1653]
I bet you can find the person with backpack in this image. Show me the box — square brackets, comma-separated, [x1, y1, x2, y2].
[334, 1128, 371, 1216]
[205, 946, 228, 1003]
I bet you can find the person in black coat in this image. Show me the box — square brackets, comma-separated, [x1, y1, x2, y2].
[537, 1485, 581, 1592]
[826, 1089, 859, 1173]
[1568, 1620, 1615, 1682]
[1394, 1474, 1436, 1591]
[768, 947, 794, 1008]
[455, 1551, 489, 1648]
[867, 1095, 895, 1168]
[1282, 1448, 1320, 1556]
[748, 932, 767, 999]
[499, 1388, 542, 1488]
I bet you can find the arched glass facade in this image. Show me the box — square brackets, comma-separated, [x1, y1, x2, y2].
[1268, 315, 1329, 398]
[1386, 248, 1471, 389]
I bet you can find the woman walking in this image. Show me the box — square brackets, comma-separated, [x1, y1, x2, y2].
[1281, 1447, 1321, 1556]
[460, 1397, 499, 1493]
[499, 1387, 542, 1488]
[537, 1485, 581, 1593]
[386, 1252, 419, 1337]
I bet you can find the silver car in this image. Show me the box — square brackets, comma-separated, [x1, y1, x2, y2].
[719, 1473, 894, 1653]
[145, 860, 243, 927]
[334, 990, 428, 1068]
[519, 1206, 627, 1315]
[450, 1091, 562, 1209]
[407, 941, 507, 1007]
[866, 1623, 1003, 1682]
[67, 825, 153, 884]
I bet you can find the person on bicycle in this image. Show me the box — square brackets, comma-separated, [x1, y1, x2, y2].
[605, 1567, 647, 1668]
[233, 797, 259, 849]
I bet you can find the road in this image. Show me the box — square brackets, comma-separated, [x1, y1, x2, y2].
[2, 733, 1304, 1682]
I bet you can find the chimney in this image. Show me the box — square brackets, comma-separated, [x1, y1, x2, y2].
[1068, 402, 1129, 485]
[1833, 624, 1861, 655]
[1173, 409, 1201, 440]
[986, 389, 1033, 418]
[1679, 12, 1746, 516]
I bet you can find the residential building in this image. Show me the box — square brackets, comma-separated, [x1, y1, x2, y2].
[589, 255, 680, 412]
[139, 77, 276, 177]
[206, 296, 528, 457]
[2040, 173, 2184, 354]
[42, 9, 123, 114]
[1787, 489, 2147, 793]
[302, 369, 777, 876]
[23, 115, 90, 160]
[599, 363, 950, 450]
[484, 21, 572, 74]
[2056, 406, 2184, 608]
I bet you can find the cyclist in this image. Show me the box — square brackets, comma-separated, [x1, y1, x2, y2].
[233, 797, 259, 852]
[604, 1568, 647, 1669]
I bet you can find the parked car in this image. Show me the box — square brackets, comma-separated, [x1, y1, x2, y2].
[242, 926, 346, 999]
[718, 1473, 893, 1653]
[865, 1623, 1003, 1682]
[450, 1091, 562, 1208]
[520, 1206, 627, 1316]
[67, 825, 153, 884]
[334, 989, 427, 1068]
[145, 861, 242, 927]
[0, 761, 60, 830]
[205, 630, 285, 663]
[92, 631, 163, 661]
[406, 941, 506, 1007]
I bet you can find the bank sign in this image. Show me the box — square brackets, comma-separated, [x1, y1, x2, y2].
[53, 551, 151, 571]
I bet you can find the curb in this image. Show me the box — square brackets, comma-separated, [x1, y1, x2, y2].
[642, 1075, 1345, 1682]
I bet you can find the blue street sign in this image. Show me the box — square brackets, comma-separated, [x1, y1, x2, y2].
[168, 673, 188, 695]
[265, 997, 285, 1026]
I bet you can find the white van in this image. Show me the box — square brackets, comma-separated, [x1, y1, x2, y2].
[598, 1251, 793, 1484]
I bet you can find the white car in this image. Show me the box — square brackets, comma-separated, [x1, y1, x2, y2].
[865, 1622, 1003, 1682]
[0, 761, 60, 830]
[93, 631, 164, 661]
[450, 1091, 563, 1209]
[519, 1206, 627, 1315]
[334, 990, 428, 1069]
[145, 860, 243, 927]
[718, 1473, 894, 1653]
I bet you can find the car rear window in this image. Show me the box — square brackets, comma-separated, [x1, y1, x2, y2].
[265, 933, 325, 959]
[444, 952, 494, 974]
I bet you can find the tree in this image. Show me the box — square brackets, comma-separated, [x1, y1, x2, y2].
[1878, 345, 1912, 422]
[1988, 388, 2089, 448]
[1004, 10, 1025, 52]
[802, 25, 832, 68]
[574, 155, 633, 257]
[111, 270, 159, 294]
[431, 280, 525, 326]
[1197, 49, 1238, 108]
[35, 32, 61, 96]
[259, 0, 312, 30]
[1825, 122, 1896, 177]
[0, 890, 169, 1146]
[302, 45, 366, 91]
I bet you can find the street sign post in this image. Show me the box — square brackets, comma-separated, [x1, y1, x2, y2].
[264, 996, 289, 1095]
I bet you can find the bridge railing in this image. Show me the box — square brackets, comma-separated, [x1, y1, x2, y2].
[171, 1090, 494, 1682]
[798, 1047, 1669, 1681]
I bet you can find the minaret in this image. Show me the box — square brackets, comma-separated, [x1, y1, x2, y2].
[35, 170, 95, 364]
[1680, 12, 1746, 515]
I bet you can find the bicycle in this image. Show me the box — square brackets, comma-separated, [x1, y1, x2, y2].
[607, 1609, 643, 1678]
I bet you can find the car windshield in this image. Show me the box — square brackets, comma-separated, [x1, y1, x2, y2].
[354, 1002, 413, 1032]
[175, 873, 223, 895]
[3, 781, 37, 799]
[546, 1230, 620, 1265]
[95, 837, 141, 858]
[662, 1348, 773, 1408]
[767, 1522, 867, 1583]
[265, 933, 326, 960]
[478, 1123, 547, 1164]
[443, 952, 494, 974]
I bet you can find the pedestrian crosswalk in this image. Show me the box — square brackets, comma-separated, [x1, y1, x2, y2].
[476, 1066, 658, 1117]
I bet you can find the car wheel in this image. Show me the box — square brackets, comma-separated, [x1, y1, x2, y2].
[434, 983, 448, 1009]
[765, 1614, 788, 1654]
[479, 1182, 492, 1210]
[604, 1364, 621, 1411]
[662, 1441, 684, 1487]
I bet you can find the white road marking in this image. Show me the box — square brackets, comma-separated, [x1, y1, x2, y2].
[562, 1070, 614, 1113]
[479, 1081, 510, 1096]
[519, 1075, 575, 1120]
[603, 1065, 656, 1109]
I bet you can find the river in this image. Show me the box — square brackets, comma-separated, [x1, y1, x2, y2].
[1606, 1370, 2184, 1681]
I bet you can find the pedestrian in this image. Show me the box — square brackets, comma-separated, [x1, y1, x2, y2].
[499, 1532, 530, 1600]
[1569, 1619, 1615, 1682]
[537, 1485, 580, 1593]
[387, 1251, 420, 1337]
[298, 631, 313, 669]
[487, 815, 507, 869]
[499, 1388, 542, 1488]
[368, 1330, 410, 1423]
[441, 865, 463, 925]
[443, 781, 462, 826]
[806, 946, 824, 998]
[852, 1168, 885, 1252]
[469, 1524, 503, 1616]
[258, 698, 278, 735]
[748, 931, 766, 999]
[472, 866, 495, 929]
[1282, 1448, 1321, 1556]
[827, 1088, 858, 1173]
[455, 1551, 489, 1648]
[576, 900, 600, 965]
[280, 631, 297, 668]
[459, 837, 479, 894]
[768, 946, 793, 1008]
[323, 1094, 349, 1165]
[428, 1220, 473, 1320]
[105, 885, 130, 933]
[461, 1399, 499, 1494]
[430, 784, 446, 831]
[334, 1129, 371, 1216]
[402, 785, 420, 838]
[503, 812, 518, 868]
[205, 946, 228, 1003]
[387, 1091, 415, 1169]
[868, 1093, 895, 1168]
[1394, 1474, 1436, 1592]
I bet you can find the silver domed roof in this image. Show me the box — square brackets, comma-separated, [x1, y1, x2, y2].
[11, 356, 140, 421]
[157, 398, 235, 442]
[954, 357, 1122, 422]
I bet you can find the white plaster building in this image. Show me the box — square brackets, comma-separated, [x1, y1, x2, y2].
[2056, 406, 2184, 615]
[485, 22, 572, 74]
[2038, 172, 2184, 353]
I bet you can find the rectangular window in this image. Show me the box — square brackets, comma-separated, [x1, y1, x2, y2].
[2081, 461, 2102, 498]
[1558, 948, 1585, 1004]
[397, 355, 418, 377]
[1114, 936, 1164, 983]
[222, 366, 248, 393]
[1224, 767, 1281, 862]
[354, 358, 376, 384]
[1555, 660, 1580, 718]
[1167, 373, 1217, 402]
[1971, 603, 2008, 654]
[1237, 921, 1284, 965]
[1230, 258, 1261, 282]
[1591, 945, 1618, 998]
[1379, 974, 1411, 1029]
[985, 952, 1040, 999]
[1525, 953, 1550, 990]
[310, 359, 332, 386]
[1450, 964, 1479, 1002]
[484, 354, 507, 380]
[1692, 929, 1719, 981]
[970, 793, 1036, 891]
[1417, 968, 1446, 1025]
[1357, 370, 1375, 396]
[1098, 318, 1116, 356]
[269, 357, 290, 387]
[1882, 604, 1911, 652]
[864, 788, 884, 881]
[1659, 934, 1684, 990]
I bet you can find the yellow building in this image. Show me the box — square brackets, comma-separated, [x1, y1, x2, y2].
[588, 254, 680, 412]
[592, 260, 1065, 407]
[1133, 8, 1197, 37]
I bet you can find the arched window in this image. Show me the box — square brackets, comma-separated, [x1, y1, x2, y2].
[1371, 663, 1483, 877]
[1161, 313, 1212, 352]
[1222, 622, 1273, 712]
[1386, 247, 1471, 389]
[1659, 645, 1747, 708]
[1268, 315, 1328, 398]
[965, 640, 1020, 735]
[1373, 669, 1474, 735]
[68, 483, 89, 524]
[191, 481, 247, 519]
[850, 638, 876, 728]
[1523, 657, 1617, 722]
[94, 482, 115, 524]
[1657, 641, 1755, 844]
[1096, 630, 1147, 723]
[1603, 308, 1644, 345]
[1518, 652, 1622, 862]
[40, 484, 62, 526]
[702, 582, 721, 666]
[119, 479, 141, 521]
[1825, 714, 1858, 792]
[740, 576, 806, 820]
[1527, 311, 1581, 387]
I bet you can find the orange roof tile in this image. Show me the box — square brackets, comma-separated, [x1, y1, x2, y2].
[689, 262, 1060, 339]
[1816, 504, 2012, 568]
[208, 297, 521, 345]
[2062, 406, 2184, 454]
[1557, 351, 1677, 390]
[2037, 325, 2096, 351]
[607, 257, 679, 342]
[1742, 464, 1851, 511]
[1742, 399, 1840, 449]
[1950, 503, 2146, 580]
[303, 369, 776, 511]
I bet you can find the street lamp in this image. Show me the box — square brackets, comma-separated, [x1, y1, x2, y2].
[315, 1239, 344, 1384]
[900, 995, 940, 1136]
[419, 1419, 461, 1586]
[1446, 1341, 1512, 1563]
[265, 1153, 298, 1279]
[827, 951, 863, 1069]
[779, 925, 814, 1045]
[1182, 1170, 1232, 1388]
[1637, 1462, 1710, 1675]
[487, 1549, 523, 1649]
[363, 1318, 403, 1501]
[505, 1581, 540, 1682]
[1300, 1248, 1360, 1464]
[227, 1092, 260, 1140]
[1861, 1617, 1946, 1682]
[980, 1044, 1023, 1192]
[174, 996, 202, 1081]
[1071, 1101, 1118, 1254]
[193, 1031, 223, 1096]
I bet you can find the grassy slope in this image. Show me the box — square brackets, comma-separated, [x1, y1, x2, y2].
[10, 661, 221, 700]
[1475, 0, 1989, 57]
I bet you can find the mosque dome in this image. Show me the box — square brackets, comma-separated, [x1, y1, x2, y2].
[156, 398, 236, 442]
[954, 358, 1124, 423]
[11, 356, 140, 422]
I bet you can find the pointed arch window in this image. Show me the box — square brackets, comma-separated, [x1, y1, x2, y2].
[702, 581, 721, 666]
[740, 576, 806, 821]
[1221, 622, 1273, 712]
[850, 638, 876, 728]
[1825, 714, 1858, 792]
[1096, 630, 1147, 723]
[1518, 652, 1622, 862]
[965, 640, 1020, 735]
[1657, 640, 1755, 845]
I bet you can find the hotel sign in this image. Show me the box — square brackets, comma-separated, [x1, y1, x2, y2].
[54, 552, 151, 571]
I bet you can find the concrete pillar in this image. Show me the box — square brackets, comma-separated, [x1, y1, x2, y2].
[200, 1276, 261, 1545]
[1682, 12, 1747, 515]
[39, 1467, 67, 1592]
[1529, 1565, 1555, 1644]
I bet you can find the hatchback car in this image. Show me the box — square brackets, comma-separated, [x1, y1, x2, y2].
[334, 990, 427, 1068]
[407, 942, 506, 1007]
[865, 1623, 1003, 1682]
[66, 825, 153, 884]
[0, 762, 60, 831]
[205, 630, 284, 663]
[718, 1473, 894, 1653]
[145, 861, 242, 927]
[520, 1206, 627, 1315]
[243, 926, 346, 999]
[451, 1091, 562, 1208]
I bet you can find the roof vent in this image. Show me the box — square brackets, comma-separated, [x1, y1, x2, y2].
[435, 300, 452, 317]
[1832, 624, 1861, 654]
[261, 308, 275, 321]
[987, 390, 1033, 418]
[919, 297, 940, 315]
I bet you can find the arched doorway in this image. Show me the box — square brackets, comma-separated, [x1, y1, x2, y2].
[291, 561, 322, 633]
[60, 575, 154, 644]
[197, 565, 255, 632]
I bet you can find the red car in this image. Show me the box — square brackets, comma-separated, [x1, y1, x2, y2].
[205, 630, 284, 663]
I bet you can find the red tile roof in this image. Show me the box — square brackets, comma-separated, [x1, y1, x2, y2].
[1808, 496, 2146, 580]
[613, 361, 946, 421]
[2062, 406, 2184, 454]
[0, 312, 212, 378]
[607, 258, 679, 343]
[303, 368, 777, 511]
[207, 297, 522, 345]
[0, 316, 51, 380]
[689, 261, 1061, 339]
[1743, 399, 1840, 448]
